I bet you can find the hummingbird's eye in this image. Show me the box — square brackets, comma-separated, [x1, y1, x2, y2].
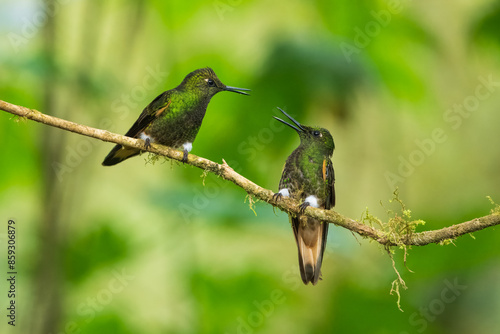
[313, 130, 321, 137]
[207, 79, 215, 87]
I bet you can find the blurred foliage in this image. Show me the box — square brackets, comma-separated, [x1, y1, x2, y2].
[1, 0, 500, 334]
[471, 1, 500, 45]
[63, 223, 130, 283]
[79, 313, 137, 334]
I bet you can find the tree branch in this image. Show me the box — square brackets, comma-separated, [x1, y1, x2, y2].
[2, 99, 499, 246]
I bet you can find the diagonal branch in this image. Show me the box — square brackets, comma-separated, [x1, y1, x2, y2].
[1, 99, 499, 246]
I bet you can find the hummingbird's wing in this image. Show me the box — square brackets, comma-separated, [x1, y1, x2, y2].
[102, 92, 171, 166]
[123, 92, 171, 138]
[278, 165, 289, 190]
[325, 159, 335, 209]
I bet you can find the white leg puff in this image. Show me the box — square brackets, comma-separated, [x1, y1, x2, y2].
[304, 195, 319, 208]
[278, 188, 290, 197]
[182, 142, 193, 152]
[140, 132, 153, 142]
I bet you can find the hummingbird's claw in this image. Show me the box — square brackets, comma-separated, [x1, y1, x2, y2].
[299, 201, 310, 214]
[273, 192, 283, 202]
[182, 149, 189, 163]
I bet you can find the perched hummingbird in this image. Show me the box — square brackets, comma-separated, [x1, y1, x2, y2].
[273, 107, 335, 285]
[102, 67, 249, 166]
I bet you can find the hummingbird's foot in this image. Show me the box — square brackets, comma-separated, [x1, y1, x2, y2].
[182, 149, 189, 163]
[299, 195, 320, 214]
[144, 138, 151, 150]
[181, 142, 192, 163]
[140, 133, 153, 150]
[273, 188, 289, 202]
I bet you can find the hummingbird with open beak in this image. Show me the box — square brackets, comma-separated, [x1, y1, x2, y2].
[102, 67, 249, 166]
[273, 107, 335, 285]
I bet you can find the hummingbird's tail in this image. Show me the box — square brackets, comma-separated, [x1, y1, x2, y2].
[292, 217, 329, 285]
[102, 144, 140, 166]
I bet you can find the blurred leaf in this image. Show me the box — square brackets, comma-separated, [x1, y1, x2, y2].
[257, 36, 370, 118]
[470, 3, 500, 45]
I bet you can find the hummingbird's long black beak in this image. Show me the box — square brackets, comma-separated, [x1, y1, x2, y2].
[224, 86, 251, 95]
[274, 107, 304, 132]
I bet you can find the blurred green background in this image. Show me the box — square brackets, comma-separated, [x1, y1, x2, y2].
[1, 0, 500, 333]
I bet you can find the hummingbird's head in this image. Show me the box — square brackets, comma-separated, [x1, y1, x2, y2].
[180, 67, 250, 98]
[274, 107, 334, 157]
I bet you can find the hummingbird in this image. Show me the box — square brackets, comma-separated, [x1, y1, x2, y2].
[102, 67, 250, 166]
[273, 107, 335, 285]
